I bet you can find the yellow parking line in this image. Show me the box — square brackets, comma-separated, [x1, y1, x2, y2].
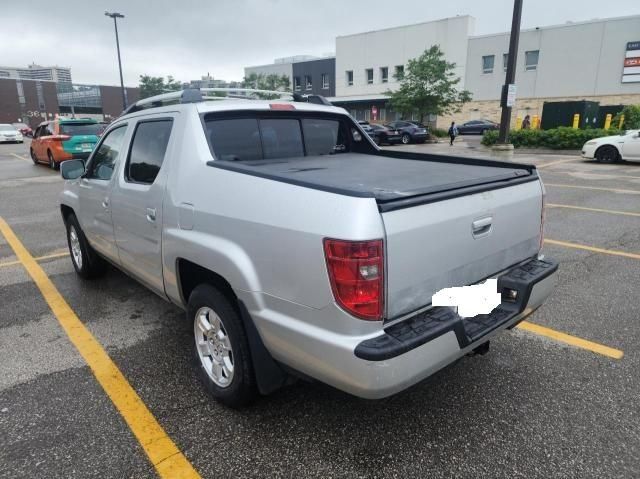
[517, 321, 623, 359]
[545, 183, 640, 195]
[545, 238, 640, 260]
[10, 153, 30, 163]
[536, 158, 578, 169]
[0, 250, 69, 268]
[0, 217, 200, 479]
[547, 203, 640, 218]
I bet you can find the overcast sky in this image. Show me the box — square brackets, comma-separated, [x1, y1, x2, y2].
[1, 0, 638, 86]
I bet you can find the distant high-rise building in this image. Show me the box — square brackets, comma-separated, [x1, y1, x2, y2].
[0, 63, 72, 83]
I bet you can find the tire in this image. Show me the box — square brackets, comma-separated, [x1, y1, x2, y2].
[30, 148, 38, 165]
[189, 284, 257, 408]
[48, 150, 59, 170]
[65, 213, 107, 279]
[595, 145, 619, 163]
[401, 133, 411, 144]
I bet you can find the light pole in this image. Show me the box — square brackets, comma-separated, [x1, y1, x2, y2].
[105, 11, 127, 111]
[497, 0, 523, 146]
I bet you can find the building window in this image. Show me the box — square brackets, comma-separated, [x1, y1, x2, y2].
[304, 75, 312, 90]
[346, 70, 353, 86]
[293, 76, 301, 91]
[482, 55, 495, 74]
[525, 50, 539, 71]
[321, 73, 329, 90]
[380, 67, 388, 83]
[366, 68, 373, 84]
[395, 65, 404, 80]
[503, 53, 508, 72]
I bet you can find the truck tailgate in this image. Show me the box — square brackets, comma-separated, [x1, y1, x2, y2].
[382, 179, 543, 318]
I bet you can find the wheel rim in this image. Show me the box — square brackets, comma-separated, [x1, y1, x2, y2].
[49, 154, 54, 168]
[402, 134, 410, 144]
[69, 225, 83, 269]
[194, 307, 234, 388]
[599, 147, 615, 162]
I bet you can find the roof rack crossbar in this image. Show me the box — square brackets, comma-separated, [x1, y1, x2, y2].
[120, 88, 332, 116]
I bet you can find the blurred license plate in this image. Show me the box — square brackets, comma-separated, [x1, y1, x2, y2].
[81, 143, 92, 150]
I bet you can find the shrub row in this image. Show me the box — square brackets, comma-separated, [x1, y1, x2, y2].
[481, 127, 623, 149]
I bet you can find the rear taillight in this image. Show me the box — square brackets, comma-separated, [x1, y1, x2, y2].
[52, 135, 71, 141]
[323, 238, 384, 321]
[539, 182, 547, 251]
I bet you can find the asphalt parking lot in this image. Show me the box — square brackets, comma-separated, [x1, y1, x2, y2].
[1, 139, 638, 478]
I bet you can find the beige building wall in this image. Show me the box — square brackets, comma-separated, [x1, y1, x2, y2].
[439, 93, 640, 128]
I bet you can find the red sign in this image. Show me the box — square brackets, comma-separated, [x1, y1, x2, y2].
[371, 106, 378, 121]
[624, 57, 640, 67]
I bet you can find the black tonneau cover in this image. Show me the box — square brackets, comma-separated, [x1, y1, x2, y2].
[207, 152, 538, 212]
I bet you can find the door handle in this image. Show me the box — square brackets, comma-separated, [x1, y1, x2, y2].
[102, 198, 109, 210]
[472, 216, 492, 237]
[146, 208, 157, 222]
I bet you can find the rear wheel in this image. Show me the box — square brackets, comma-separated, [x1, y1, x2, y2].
[401, 133, 411, 145]
[595, 145, 619, 163]
[189, 284, 257, 408]
[48, 150, 59, 170]
[65, 213, 107, 279]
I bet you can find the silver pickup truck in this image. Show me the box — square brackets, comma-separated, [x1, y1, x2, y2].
[59, 89, 558, 407]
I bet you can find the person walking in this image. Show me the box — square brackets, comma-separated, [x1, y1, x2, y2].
[448, 121, 458, 146]
[522, 115, 531, 129]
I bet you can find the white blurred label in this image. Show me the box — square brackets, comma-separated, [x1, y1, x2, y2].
[432, 279, 501, 318]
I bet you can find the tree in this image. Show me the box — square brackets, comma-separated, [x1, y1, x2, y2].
[386, 46, 472, 123]
[241, 73, 291, 99]
[138, 75, 183, 99]
[614, 104, 640, 129]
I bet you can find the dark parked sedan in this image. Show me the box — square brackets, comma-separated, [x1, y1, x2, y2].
[369, 124, 402, 145]
[385, 120, 428, 144]
[457, 119, 499, 135]
[358, 120, 374, 135]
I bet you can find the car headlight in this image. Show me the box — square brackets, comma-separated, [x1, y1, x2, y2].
[585, 141, 598, 146]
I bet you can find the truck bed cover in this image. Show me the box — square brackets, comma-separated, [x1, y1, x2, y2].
[208, 152, 537, 211]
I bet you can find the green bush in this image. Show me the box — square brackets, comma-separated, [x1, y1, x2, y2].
[430, 128, 449, 138]
[614, 104, 640, 129]
[481, 127, 623, 149]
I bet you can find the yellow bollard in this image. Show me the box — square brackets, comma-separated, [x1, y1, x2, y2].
[572, 114, 580, 129]
[618, 114, 625, 129]
[604, 114, 612, 130]
[516, 116, 522, 130]
[532, 115, 539, 129]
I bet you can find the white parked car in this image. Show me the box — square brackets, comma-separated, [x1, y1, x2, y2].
[0, 123, 24, 143]
[581, 129, 640, 162]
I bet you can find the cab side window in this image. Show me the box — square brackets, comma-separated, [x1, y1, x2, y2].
[126, 119, 173, 185]
[85, 126, 127, 180]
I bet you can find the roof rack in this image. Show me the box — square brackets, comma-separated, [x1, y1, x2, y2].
[121, 88, 332, 115]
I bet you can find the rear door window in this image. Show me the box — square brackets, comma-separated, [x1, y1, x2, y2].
[126, 119, 173, 184]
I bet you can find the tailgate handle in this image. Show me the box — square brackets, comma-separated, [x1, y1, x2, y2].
[472, 217, 492, 237]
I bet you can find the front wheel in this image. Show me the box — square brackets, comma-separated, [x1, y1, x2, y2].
[401, 133, 411, 144]
[595, 145, 619, 163]
[30, 148, 38, 165]
[189, 284, 257, 408]
[65, 214, 107, 279]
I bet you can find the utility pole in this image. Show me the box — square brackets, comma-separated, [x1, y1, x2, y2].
[105, 11, 127, 110]
[497, 0, 523, 145]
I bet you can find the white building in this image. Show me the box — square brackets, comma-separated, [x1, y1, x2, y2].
[0, 63, 72, 83]
[329, 14, 640, 126]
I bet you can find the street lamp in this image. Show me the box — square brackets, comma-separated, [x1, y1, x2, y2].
[105, 11, 127, 111]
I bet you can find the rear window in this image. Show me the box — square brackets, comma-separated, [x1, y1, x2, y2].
[205, 115, 349, 161]
[59, 123, 102, 136]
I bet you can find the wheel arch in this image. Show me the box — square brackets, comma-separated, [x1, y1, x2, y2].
[595, 143, 621, 159]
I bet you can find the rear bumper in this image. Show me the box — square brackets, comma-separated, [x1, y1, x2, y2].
[344, 257, 558, 398]
[411, 132, 428, 141]
[71, 152, 91, 160]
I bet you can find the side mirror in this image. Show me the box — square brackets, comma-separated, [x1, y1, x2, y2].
[60, 159, 85, 180]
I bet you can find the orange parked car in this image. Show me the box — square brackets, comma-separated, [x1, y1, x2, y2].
[30, 118, 102, 169]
